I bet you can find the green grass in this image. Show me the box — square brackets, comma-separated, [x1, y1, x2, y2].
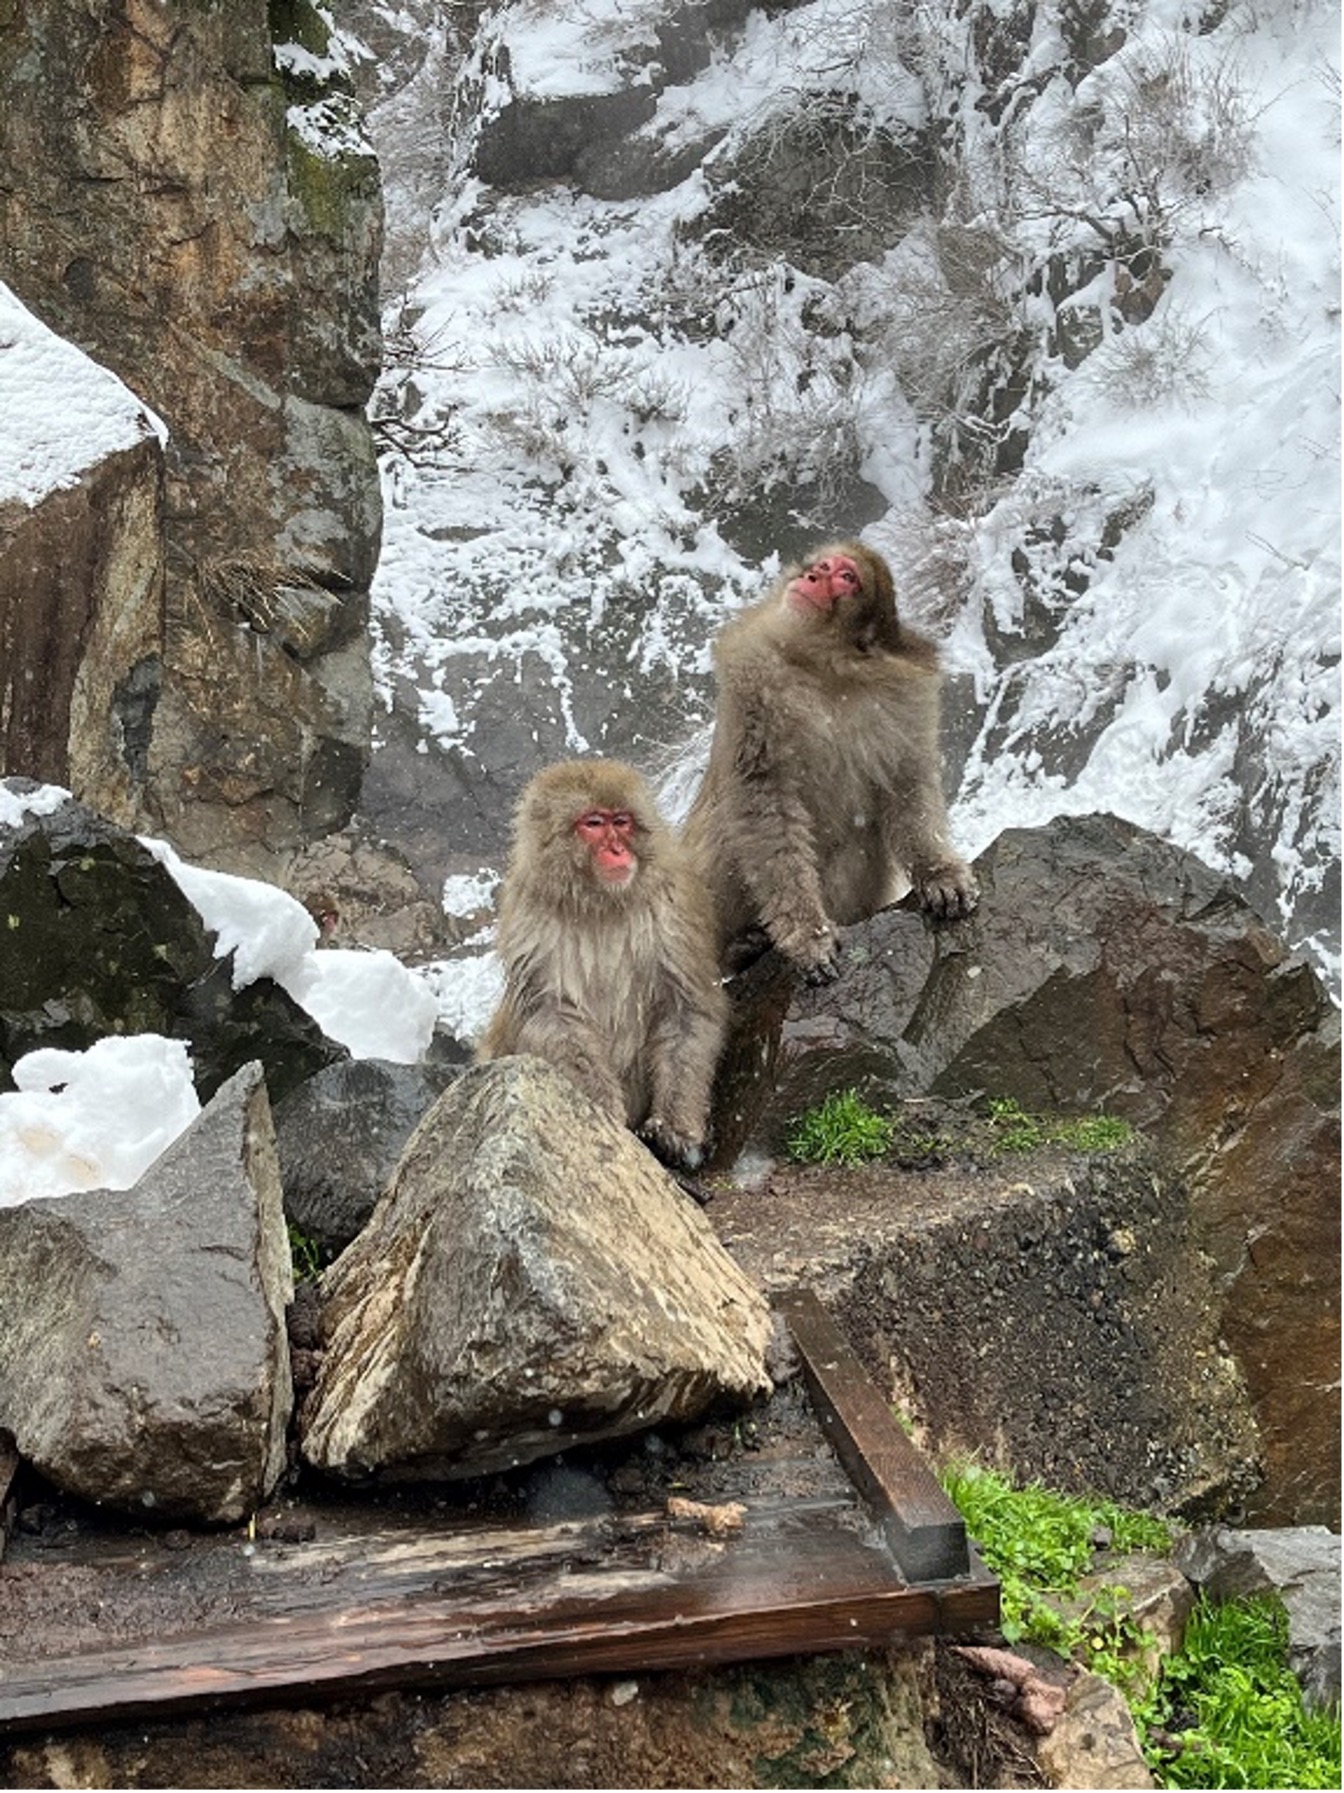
[786, 1088, 894, 1166]
[1135, 1593, 1341, 1789]
[287, 1220, 328, 1284]
[943, 1463, 1341, 1787]
[942, 1461, 1172, 1690]
[987, 1096, 1134, 1154]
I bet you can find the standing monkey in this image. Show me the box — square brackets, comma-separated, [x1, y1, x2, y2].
[478, 759, 727, 1169]
[683, 541, 977, 982]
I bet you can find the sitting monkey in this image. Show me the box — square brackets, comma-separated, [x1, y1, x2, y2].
[683, 540, 978, 982]
[478, 758, 727, 1169]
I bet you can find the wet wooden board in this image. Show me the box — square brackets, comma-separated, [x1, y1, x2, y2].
[0, 1300, 998, 1734]
[779, 1289, 971, 1580]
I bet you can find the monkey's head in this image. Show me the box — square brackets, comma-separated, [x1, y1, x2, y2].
[515, 758, 663, 898]
[781, 541, 902, 654]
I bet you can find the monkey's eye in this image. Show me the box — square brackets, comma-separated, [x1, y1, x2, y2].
[609, 812, 634, 833]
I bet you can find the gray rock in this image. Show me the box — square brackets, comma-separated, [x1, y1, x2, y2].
[1176, 1525, 1342, 1710]
[300, 1057, 772, 1482]
[273, 1055, 466, 1250]
[0, 1062, 293, 1525]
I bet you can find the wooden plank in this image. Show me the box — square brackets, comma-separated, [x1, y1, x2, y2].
[779, 1288, 972, 1581]
[0, 1544, 997, 1734]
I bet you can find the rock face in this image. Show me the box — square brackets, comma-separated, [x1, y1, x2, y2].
[300, 1057, 773, 1482]
[0, 0, 383, 876]
[0, 1062, 293, 1524]
[712, 1138, 1261, 1518]
[0, 433, 165, 828]
[0, 784, 345, 1103]
[725, 813, 1340, 1527]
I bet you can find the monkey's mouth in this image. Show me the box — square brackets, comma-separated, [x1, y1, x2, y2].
[784, 580, 836, 615]
[595, 862, 637, 889]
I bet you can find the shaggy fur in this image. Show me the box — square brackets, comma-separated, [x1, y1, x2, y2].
[682, 541, 977, 980]
[479, 759, 727, 1166]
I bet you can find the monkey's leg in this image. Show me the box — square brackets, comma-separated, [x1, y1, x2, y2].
[509, 1012, 627, 1123]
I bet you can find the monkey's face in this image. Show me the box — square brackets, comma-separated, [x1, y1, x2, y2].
[574, 806, 639, 889]
[784, 552, 863, 617]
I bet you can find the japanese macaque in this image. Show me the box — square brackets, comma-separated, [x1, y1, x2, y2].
[478, 759, 727, 1169]
[682, 541, 978, 983]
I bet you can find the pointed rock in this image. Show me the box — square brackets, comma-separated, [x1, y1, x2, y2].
[300, 1057, 772, 1482]
[0, 1062, 293, 1524]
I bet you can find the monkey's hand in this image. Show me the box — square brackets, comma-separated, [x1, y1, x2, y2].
[639, 1118, 706, 1173]
[915, 863, 979, 922]
[771, 917, 842, 985]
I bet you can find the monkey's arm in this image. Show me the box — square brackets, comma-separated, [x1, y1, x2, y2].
[641, 928, 727, 1170]
[481, 988, 628, 1123]
[722, 688, 842, 982]
[882, 712, 978, 921]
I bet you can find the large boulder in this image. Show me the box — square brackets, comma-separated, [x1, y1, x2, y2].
[300, 1056, 773, 1482]
[0, 0, 383, 876]
[721, 814, 1340, 1527]
[0, 1062, 293, 1524]
[0, 782, 345, 1103]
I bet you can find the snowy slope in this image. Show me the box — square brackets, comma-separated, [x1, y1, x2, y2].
[358, 0, 1340, 1018]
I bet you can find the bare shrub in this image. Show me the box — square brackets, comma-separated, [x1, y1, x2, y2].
[1089, 308, 1215, 409]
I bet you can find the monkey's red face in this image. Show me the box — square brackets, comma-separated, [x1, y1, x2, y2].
[784, 554, 863, 616]
[575, 808, 638, 887]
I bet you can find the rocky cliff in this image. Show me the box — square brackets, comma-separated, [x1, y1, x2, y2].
[0, 0, 382, 877]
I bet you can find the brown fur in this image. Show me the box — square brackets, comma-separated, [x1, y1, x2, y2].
[478, 759, 728, 1167]
[682, 541, 977, 981]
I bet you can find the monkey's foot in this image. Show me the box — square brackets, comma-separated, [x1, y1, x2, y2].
[917, 865, 980, 921]
[638, 1119, 706, 1174]
[772, 919, 842, 985]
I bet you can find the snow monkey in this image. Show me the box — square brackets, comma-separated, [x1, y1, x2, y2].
[478, 758, 728, 1169]
[682, 540, 978, 984]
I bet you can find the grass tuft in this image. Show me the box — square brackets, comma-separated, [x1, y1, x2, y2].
[987, 1096, 1134, 1154]
[1135, 1593, 1341, 1789]
[786, 1088, 894, 1166]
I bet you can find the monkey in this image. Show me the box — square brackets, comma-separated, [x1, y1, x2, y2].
[682, 540, 978, 984]
[477, 758, 728, 1170]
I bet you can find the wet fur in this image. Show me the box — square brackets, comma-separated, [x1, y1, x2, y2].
[682, 541, 976, 976]
[479, 759, 727, 1163]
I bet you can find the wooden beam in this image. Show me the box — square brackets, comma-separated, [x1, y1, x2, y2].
[779, 1289, 972, 1581]
[0, 1525, 996, 1734]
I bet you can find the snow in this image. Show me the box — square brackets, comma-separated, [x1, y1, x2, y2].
[0, 797, 440, 1205]
[0, 1036, 200, 1210]
[367, 0, 1339, 1017]
[0, 281, 165, 508]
